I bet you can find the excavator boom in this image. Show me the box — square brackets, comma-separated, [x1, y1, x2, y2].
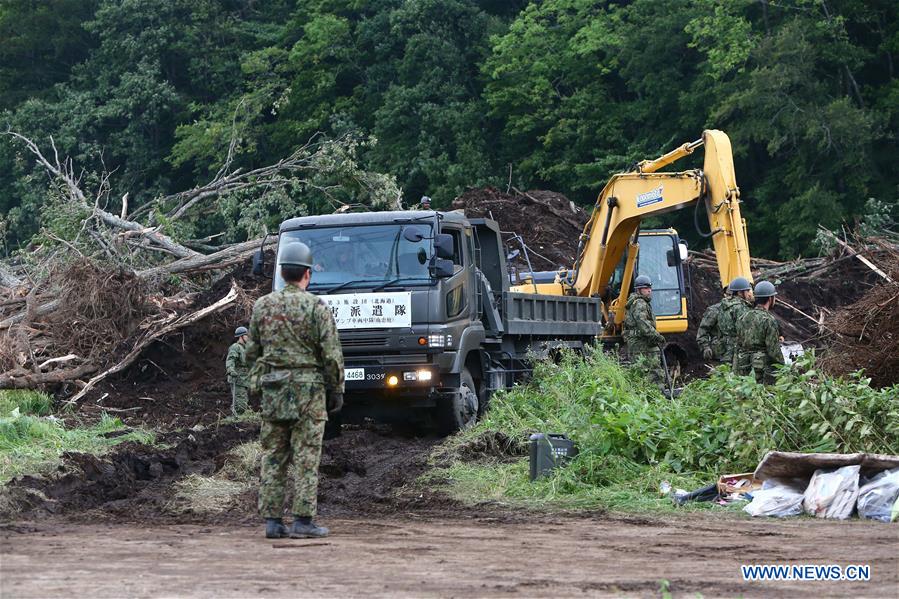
[572, 130, 751, 298]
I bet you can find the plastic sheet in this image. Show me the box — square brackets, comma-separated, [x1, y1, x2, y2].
[803, 465, 860, 519]
[743, 478, 807, 517]
[857, 468, 899, 523]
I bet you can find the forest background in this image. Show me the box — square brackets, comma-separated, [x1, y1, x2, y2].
[1, 0, 896, 260]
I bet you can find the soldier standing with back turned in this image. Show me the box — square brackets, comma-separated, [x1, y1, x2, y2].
[733, 280, 784, 383]
[226, 327, 250, 416]
[715, 277, 753, 366]
[696, 277, 753, 364]
[245, 241, 344, 539]
[623, 275, 667, 388]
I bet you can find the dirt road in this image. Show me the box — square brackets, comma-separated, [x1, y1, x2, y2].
[2, 513, 896, 598]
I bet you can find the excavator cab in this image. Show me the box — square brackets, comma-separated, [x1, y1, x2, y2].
[607, 229, 688, 335]
[634, 230, 688, 334]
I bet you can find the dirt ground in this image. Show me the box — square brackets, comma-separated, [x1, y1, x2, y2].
[2, 512, 896, 598]
[2, 424, 897, 598]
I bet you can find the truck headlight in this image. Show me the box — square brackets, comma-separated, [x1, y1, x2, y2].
[402, 370, 433, 382]
[427, 334, 453, 348]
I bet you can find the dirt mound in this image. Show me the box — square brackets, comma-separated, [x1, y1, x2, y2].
[319, 426, 444, 516]
[1, 423, 258, 521]
[1, 423, 450, 523]
[453, 187, 588, 271]
[91, 262, 272, 427]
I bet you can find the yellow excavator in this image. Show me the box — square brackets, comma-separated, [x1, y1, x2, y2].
[512, 130, 752, 338]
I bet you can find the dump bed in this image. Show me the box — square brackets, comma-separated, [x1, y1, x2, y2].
[502, 291, 603, 337]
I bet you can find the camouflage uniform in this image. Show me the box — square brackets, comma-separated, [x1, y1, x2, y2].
[225, 341, 250, 415]
[733, 307, 784, 383]
[716, 296, 752, 365]
[623, 293, 666, 385]
[696, 300, 725, 360]
[245, 285, 344, 519]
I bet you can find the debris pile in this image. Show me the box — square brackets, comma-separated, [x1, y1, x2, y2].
[688, 232, 898, 387]
[453, 186, 588, 271]
[0, 251, 270, 398]
[817, 238, 899, 387]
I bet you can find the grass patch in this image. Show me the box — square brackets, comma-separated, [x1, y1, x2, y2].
[432, 349, 898, 514]
[169, 441, 260, 514]
[0, 390, 156, 483]
[0, 389, 53, 417]
[171, 474, 248, 513]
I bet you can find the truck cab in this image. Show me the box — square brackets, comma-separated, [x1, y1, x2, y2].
[273, 211, 483, 430]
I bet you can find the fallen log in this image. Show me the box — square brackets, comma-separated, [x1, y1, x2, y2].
[0, 363, 97, 389]
[137, 236, 277, 279]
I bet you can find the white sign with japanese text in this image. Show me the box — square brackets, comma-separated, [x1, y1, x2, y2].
[320, 292, 412, 329]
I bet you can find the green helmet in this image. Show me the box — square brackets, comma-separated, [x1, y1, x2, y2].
[754, 280, 777, 298]
[278, 241, 314, 268]
[234, 326, 248, 337]
[727, 276, 752, 293]
[634, 275, 652, 289]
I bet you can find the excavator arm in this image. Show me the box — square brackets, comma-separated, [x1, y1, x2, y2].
[513, 130, 752, 335]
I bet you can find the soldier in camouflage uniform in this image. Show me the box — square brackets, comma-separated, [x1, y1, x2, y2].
[715, 277, 753, 366]
[245, 241, 344, 539]
[226, 326, 250, 415]
[696, 298, 725, 362]
[696, 277, 753, 364]
[623, 275, 667, 387]
[733, 280, 784, 383]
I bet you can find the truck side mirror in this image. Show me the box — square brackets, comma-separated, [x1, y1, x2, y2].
[431, 257, 455, 278]
[434, 234, 454, 260]
[666, 249, 676, 267]
[252, 248, 265, 276]
[679, 242, 688, 261]
[402, 226, 428, 242]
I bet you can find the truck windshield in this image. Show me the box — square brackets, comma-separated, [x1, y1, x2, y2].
[275, 224, 433, 291]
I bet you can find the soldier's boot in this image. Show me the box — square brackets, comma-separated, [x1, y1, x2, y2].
[289, 516, 329, 539]
[265, 518, 289, 539]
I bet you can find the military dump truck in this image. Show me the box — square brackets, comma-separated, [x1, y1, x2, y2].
[254, 210, 607, 432]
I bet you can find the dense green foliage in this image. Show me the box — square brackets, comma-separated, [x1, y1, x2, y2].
[434, 350, 898, 510]
[2, 1, 897, 258]
[0, 389, 154, 482]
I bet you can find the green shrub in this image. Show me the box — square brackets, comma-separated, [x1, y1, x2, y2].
[435, 349, 898, 511]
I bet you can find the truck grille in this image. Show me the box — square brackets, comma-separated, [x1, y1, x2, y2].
[339, 334, 388, 348]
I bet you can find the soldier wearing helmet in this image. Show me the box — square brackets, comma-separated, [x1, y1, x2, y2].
[696, 276, 753, 364]
[733, 280, 785, 382]
[226, 326, 251, 416]
[622, 274, 667, 388]
[245, 241, 345, 540]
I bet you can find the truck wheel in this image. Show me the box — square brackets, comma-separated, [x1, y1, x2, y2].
[437, 368, 479, 434]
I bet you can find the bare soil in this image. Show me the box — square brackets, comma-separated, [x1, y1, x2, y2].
[2, 513, 896, 598]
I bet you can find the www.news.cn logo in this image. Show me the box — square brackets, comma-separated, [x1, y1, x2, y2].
[741, 564, 871, 582]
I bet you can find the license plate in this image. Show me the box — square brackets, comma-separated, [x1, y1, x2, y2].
[345, 368, 365, 381]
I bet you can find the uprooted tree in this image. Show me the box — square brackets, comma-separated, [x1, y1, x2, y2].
[0, 130, 402, 392]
